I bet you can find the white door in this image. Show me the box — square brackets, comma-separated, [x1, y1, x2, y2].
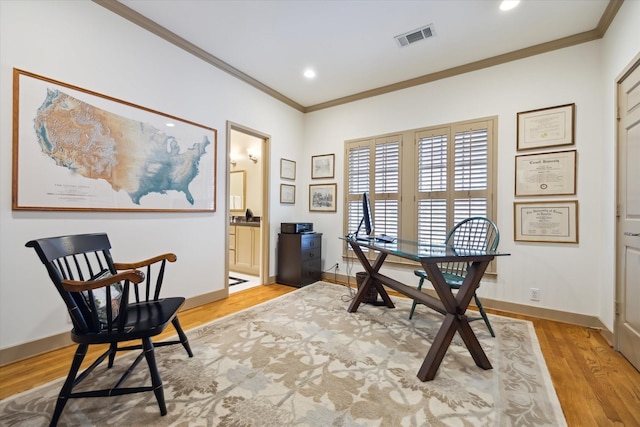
[616, 56, 640, 370]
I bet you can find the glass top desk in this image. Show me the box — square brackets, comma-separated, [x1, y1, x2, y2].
[339, 236, 510, 381]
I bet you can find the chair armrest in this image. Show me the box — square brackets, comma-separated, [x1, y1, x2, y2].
[60, 270, 145, 292]
[113, 253, 177, 270]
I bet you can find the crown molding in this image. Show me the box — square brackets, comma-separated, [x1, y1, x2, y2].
[94, 0, 623, 114]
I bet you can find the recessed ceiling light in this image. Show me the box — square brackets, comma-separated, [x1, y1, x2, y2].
[304, 69, 316, 79]
[499, 0, 520, 11]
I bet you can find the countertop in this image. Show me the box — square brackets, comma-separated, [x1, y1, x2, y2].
[230, 220, 261, 227]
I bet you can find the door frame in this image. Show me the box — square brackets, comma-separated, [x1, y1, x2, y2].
[226, 121, 271, 287]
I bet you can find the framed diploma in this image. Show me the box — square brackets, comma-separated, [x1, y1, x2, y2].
[515, 150, 576, 196]
[517, 103, 575, 151]
[514, 201, 578, 243]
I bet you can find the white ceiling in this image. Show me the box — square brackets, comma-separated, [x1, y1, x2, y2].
[115, 0, 611, 109]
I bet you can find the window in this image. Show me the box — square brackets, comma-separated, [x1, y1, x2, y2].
[416, 122, 493, 244]
[344, 117, 496, 266]
[345, 136, 401, 238]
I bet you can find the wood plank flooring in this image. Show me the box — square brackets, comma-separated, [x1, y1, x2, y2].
[1, 282, 638, 426]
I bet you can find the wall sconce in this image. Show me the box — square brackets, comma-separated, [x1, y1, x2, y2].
[248, 154, 258, 163]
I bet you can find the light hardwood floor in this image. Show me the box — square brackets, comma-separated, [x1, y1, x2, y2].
[1, 282, 639, 426]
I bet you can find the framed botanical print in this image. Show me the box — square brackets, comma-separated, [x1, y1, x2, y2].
[280, 158, 296, 180]
[280, 184, 295, 204]
[311, 154, 335, 179]
[309, 183, 337, 212]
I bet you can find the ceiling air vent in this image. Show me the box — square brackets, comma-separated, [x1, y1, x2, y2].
[395, 24, 435, 48]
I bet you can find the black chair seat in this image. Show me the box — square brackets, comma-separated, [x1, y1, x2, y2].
[72, 297, 186, 344]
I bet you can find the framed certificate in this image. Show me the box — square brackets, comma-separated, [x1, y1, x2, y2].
[517, 103, 575, 151]
[515, 150, 576, 196]
[514, 201, 578, 243]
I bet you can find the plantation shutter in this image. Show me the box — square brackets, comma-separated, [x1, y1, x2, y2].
[453, 126, 489, 224]
[346, 143, 371, 235]
[416, 123, 491, 244]
[344, 117, 495, 272]
[373, 138, 400, 237]
[417, 131, 448, 245]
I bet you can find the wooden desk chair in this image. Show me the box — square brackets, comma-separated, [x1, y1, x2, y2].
[26, 233, 193, 426]
[409, 217, 499, 337]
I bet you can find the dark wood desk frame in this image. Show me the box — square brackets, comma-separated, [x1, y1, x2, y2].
[343, 237, 506, 381]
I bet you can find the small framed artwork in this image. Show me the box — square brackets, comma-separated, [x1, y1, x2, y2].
[309, 183, 337, 212]
[517, 103, 575, 151]
[515, 150, 577, 196]
[280, 184, 295, 204]
[311, 154, 335, 179]
[280, 158, 296, 180]
[514, 200, 578, 243]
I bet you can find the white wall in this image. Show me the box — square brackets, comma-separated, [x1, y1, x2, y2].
[0, 0, 304, 350]
[1, 0, 638, 354]
[303, 1, 640, 331]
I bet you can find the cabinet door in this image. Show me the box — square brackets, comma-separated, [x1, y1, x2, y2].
[235, 226, 253, 270]
[229, 226, 237, 267]
[251, 227, 261, 270]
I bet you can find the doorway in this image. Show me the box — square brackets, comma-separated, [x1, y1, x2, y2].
[615, 54, 640, 371]
[227, 122, 271, 293]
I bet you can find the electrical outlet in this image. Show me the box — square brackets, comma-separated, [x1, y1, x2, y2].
[529, 288, 540, 301]
[335, 262, 340, 271]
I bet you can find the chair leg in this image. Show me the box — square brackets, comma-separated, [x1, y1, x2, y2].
[142, 337, 167, 416]
[50, 344, 88, 427]
[107, 342, 117, 368]
[171, 317, 193, 357]
[409, 277, 425, 320]
[474, 293, 495, 337]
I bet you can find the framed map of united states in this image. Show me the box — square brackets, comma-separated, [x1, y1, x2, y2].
[12, 68, 217, 212]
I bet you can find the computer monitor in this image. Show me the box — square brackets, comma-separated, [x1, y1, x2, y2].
[355, 192, 373, 237]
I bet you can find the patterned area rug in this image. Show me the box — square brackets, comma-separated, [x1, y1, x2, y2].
[0, 282, 566, 426]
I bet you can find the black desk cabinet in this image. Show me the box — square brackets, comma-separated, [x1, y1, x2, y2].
[277, 233, 322, 287]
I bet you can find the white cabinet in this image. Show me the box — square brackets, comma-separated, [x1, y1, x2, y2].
[230, 224, 260, 275]
[229, 225, 237, 269]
